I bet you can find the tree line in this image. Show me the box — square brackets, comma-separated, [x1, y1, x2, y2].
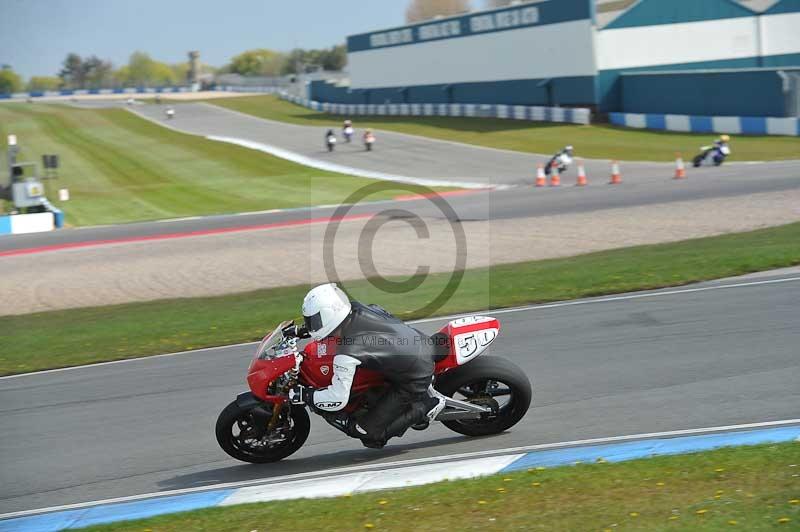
[1, 43, 347, 94]
[223, 45, 346, 77]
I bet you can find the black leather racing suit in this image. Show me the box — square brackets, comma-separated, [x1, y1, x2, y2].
[335, 301, 437, 444]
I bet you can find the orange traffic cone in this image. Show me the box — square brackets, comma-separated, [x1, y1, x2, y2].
[674, 153, 687, 179]
[609, 160, 622, 185]
[549, 161, 561, 187]
[576, 161, 588, 186]
[535, 164, 546, 187]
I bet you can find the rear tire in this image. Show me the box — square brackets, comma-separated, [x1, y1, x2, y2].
[435, 356, 532, 437]
[216, 400, 310, 464]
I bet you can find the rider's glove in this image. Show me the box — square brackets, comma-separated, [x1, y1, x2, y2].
[281, 322, 310, 339]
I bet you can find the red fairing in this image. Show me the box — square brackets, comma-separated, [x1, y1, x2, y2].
[247, 354, 296, 402]
[434, 316, 501, 373]
[301, 337, 384, 392]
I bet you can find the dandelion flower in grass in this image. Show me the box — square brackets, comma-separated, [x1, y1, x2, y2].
[656, 482, 665, 487]
[378, 500, 388, 505]
[478, 500, 488, 505]
[531, 482, 541, 487]
[696, 509, 709, 515]
[629, 512, 639, 517]
[503, 478, 513, 482]
[364, 524, 375, 529]
[778, 517, 791, 524]
[714, 495, 722, 499]
[715, 468, 725, 473]
[496, 487, 506, 493]
[668, 516, 680, 521]
[728, 520, 738, 526]
[790, 499, 800, 505]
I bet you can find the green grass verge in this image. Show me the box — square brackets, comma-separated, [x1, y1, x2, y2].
[78, 442, 800, 531]
[206, 95, 800, 162]
[0, 103, 433, 226]
[1, 222, 799, 376]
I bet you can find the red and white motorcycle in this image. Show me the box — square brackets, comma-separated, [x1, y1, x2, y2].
[216, 316, 532, 463]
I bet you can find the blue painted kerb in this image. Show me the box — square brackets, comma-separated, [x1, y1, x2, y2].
[1, 426, 797, 531]
[502, 426, 800, 472]
[0, 490, 234, 532]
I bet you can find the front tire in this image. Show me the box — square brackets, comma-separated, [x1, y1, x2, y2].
[216, 400, 310, 463]
[435, 356, 532, 437]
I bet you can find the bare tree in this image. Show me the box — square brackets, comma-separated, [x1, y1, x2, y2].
[405, 0, 472, 23]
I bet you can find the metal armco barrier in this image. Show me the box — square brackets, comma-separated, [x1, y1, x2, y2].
[267, 90, 592, 125]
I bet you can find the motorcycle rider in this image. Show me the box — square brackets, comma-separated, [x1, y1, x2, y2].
[342, 119, 354, 142]
[325, 129, 337, 150]
[695, 134, 731, 166]
[363, 128, 376, 150]
[715, 134, 731, 148]
[299, 283, 446, 448]
[545, 145, 574, 175]
[702, 134, 730, 156]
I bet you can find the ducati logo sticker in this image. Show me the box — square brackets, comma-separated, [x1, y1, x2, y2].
[321, 365, 330, 376]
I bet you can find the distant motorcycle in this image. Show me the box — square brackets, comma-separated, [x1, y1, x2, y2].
[165, 107, 175, 120]
[364, 131, 376, 151]
[544, 145, 574, 176]
[343, 126, 354, 143]
[693, 144, 730, 167]
[326, 134, 337, 152]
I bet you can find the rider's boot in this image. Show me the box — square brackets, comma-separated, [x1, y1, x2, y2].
[412, 384, 447, 430]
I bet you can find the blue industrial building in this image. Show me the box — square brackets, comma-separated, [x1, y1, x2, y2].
[311, 0, 800, 119]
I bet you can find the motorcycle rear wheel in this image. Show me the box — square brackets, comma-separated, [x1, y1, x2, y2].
[435, 356, 532, 437]
[216, 401, 310, 463]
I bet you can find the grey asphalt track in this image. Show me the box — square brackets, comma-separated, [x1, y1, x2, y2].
[1, 272, 798, 514]
[1, 99, 798, 252]
[1, 162, 798, 254]
[129, 102, 800, 185]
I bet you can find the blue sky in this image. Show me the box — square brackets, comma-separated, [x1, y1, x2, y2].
[0, 0, 410, 79]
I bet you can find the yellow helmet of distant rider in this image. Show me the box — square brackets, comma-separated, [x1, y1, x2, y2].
[720, 134, 730, 143]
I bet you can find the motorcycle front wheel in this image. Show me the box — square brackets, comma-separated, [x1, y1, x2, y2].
[435, 356, 532, 437]
[216, 401, 310, 463]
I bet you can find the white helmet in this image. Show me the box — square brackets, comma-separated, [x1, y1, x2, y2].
[302, 283, 352, 341]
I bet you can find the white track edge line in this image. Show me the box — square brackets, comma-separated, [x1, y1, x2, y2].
[126, 105, 495, 189]
[206, 134, 496, 190]
[2, 275, 798, 381]
[2, 418, 798, 521]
